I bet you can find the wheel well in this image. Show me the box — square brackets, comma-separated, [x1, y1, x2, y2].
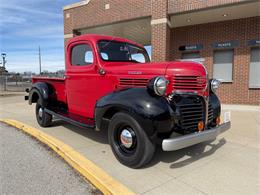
[100, 107, 128, 131]
[103, 107, 122, 120]
[31, 92, 39, 103]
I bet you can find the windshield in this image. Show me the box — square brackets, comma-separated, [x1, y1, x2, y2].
[97, 40, 150, 63]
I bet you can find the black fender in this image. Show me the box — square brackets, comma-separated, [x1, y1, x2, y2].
[28, 82, 51, 107]
[209, 92, 221, 118]
[95, 88, 175, 141]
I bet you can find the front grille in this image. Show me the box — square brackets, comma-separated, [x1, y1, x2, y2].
[208, 103, 213, 123]
[118, 78, 149, 87]
[172, 76, 206, 91]
[179, 103, 204, 131]
[179, 102, 213, 132]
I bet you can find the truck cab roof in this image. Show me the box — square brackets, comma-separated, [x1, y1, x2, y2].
[66, 34, 144, 49]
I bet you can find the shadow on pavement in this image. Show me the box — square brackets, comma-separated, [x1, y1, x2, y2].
[149, 138, 226, 168]
[49, 119, 226, 169]
[50, 119, 108, 144]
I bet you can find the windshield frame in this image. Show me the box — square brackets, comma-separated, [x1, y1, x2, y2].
[97, 40, 150, 63]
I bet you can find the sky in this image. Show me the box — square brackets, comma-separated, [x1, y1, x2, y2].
[0, 0, 80, 73]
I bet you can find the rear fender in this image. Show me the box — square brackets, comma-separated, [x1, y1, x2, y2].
[28, 82, 50, 107]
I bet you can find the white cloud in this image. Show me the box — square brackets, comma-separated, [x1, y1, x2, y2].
[0, 4, 62, 19]
[2, 16, 26, 24]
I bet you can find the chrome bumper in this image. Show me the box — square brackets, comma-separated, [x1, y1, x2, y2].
[162, 122, 231, 151]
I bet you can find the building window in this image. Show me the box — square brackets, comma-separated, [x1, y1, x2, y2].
[71, 44, 93, 66]
[213, 50, 233, 82]
[249, 47, 260, 88]
[181, 52, 200, 59]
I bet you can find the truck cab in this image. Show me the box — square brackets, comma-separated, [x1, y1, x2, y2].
[26, 34, 231, 168]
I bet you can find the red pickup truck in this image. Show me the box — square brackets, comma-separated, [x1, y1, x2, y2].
[26, 34, 231, 168]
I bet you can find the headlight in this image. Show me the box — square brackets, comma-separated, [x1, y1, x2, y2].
[148, 76, 169, 96]
[210, 79, 221, 93]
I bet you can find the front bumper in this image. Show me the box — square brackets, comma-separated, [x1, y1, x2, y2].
[162, 121, 231, 151]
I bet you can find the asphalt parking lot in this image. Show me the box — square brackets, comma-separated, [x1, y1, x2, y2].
[0, 123, 100, 195]
[0, 94, 259, 194]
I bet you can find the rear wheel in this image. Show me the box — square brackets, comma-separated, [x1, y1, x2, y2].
[36, 100, 52, 127]
[108, 112, 155, 168]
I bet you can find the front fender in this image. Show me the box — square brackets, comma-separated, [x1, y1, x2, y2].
[209, 92, 221, 118]
[95, 88, 175, 139]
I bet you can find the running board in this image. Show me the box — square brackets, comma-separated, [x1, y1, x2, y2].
[45, 108, 95, 129]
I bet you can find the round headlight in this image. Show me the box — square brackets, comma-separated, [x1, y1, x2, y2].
[211, 79, 221, 93]
[153, 76, 169, 96]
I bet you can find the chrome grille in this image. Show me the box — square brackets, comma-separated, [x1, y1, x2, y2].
[208, 103, 213, 123]
[119, 78, 149, 87]
[179, 102, 213, 131]
[179, 103, 204, 131]
[172, 76, 206, 91]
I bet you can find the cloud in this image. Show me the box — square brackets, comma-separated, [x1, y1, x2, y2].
[0, 0, 79, 73]
[0, 4, 62, 19]
[1, 16, 26, 24]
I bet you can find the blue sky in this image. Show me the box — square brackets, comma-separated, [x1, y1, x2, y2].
[0, 0, 79, 73]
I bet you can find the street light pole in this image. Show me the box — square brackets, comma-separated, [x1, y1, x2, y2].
[39, 46, 42, 75]
[1, 53, 7, 91]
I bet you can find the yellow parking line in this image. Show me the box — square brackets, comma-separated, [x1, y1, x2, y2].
[0, 119, 135, 195]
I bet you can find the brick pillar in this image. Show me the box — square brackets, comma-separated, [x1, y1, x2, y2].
[151, 0, 171, 62]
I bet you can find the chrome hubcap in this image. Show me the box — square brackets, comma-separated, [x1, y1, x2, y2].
[120, 129, 133, 148]
[38, 107, 43, 119]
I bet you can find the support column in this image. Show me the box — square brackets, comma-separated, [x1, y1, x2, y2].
[151, 0, 171, 62]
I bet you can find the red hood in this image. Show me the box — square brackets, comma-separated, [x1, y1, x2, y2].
[104, 61, 207, 78]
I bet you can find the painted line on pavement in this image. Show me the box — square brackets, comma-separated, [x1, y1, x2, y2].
[0, 119, 135, 195]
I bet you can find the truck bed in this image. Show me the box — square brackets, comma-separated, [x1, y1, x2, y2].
[32, 77, 66, 103]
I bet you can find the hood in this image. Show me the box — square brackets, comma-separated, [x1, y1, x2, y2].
[104, 61, 168, 76]
[104, 61, 207, 78]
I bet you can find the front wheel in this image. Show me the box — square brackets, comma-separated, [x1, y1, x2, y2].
[108, 112, 155, 168]
[36, 100, 52, 127]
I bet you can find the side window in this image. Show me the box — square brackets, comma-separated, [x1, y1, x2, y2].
[213, 50, 233, 82]
[71, 44, 94, 66]
[249, 47, 260, 88]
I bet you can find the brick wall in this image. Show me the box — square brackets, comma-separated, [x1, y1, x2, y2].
[171, 17, 260, 105]
[64, 0, 151, 34]
[151, 0, 171, 61]
[168, 0, 248, 14]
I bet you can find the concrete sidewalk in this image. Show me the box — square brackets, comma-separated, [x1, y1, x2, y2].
[0, 95, 259, 194]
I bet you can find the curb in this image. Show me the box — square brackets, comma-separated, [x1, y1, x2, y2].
[0, 119, 135, 195]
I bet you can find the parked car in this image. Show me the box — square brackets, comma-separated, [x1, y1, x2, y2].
[25, 34, 231, 168]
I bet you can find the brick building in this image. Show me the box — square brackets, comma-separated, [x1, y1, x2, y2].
[63, 0, 260, 105]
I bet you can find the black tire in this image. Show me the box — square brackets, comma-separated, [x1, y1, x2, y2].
[108, 112, 155, 168]
[36, 100, 52, 127]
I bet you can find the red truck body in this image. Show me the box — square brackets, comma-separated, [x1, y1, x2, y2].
[32, 34, 207, 118]
[27, 34, 230, 168]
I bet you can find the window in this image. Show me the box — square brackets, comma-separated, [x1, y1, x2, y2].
[71, 44, 93, 66]
[213, 50, 233, 82]
[98, 40, 150, 63]
[181, 52, 200, 59]
[249, 47, 260, 88]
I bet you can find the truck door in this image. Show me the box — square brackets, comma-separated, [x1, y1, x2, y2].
[66, 41, 97, 118]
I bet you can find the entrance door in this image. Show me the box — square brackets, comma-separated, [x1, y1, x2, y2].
[66, 41, 97, 118]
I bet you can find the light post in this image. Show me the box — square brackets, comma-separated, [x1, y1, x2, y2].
[1, 53, 7, 91]
[1, 53, 6, 68]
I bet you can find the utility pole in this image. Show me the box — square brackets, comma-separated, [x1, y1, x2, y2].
[39, 46, 42, 75]
[1, 53, 7, 91]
